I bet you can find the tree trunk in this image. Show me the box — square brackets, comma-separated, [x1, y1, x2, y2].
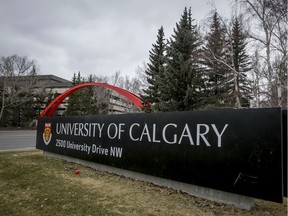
[0, 88, 5, 121]
[265, 28, 274, 106]
[234, 74, 242, 109]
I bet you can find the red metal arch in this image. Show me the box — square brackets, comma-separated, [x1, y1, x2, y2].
[39, 82, 142, 118]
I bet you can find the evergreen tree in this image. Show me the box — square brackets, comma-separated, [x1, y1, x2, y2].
[225, 17, 252, 108]
[80, 75, 99, 115]
[141, 26, 166, 112]
[65, 72, 83, 116]
[65, 72, 101, 116]
[160, 7, 203, 111]
[203, 12, 227, 108]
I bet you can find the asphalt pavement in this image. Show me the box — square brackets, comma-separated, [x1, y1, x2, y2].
[0, 130, 37, 152]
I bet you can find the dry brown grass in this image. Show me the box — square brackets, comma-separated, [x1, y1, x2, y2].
[0, 150, 287, 216]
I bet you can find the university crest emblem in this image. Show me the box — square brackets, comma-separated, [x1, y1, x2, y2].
[43, 123, 52, 145]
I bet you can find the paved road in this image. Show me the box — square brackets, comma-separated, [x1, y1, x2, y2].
[0, 130, 36, 151]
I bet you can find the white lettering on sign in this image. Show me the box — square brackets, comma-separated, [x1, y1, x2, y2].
[129, 123, 229, 147]
[92, 144, 108, 155]
[55, 122, 229, 147]
[129, 123, 140, 141]
[162, 123, 177, 144]
[56, 123, 104, 138]
[107, 123, 125, 140]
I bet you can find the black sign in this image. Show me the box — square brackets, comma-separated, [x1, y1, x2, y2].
[283, 110, 287, 197]
[36, 108, 283, 203]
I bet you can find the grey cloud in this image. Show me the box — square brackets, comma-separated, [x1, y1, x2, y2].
[0, 0, 230, 80]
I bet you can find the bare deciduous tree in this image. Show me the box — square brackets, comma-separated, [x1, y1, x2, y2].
[239, 0, 287, 107]
[0, 55, 38, 121]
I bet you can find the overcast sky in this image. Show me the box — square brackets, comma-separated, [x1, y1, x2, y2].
[0, 0, 232, 81]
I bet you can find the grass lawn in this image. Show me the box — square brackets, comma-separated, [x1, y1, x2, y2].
[0, 150, 286, 216]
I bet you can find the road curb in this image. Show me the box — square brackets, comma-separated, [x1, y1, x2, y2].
[0, 148, 36, 153]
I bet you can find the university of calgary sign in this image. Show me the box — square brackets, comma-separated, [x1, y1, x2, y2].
[36, 108, 285, 203]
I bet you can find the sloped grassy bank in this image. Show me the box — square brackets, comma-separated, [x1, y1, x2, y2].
[0, 150, 286, 216]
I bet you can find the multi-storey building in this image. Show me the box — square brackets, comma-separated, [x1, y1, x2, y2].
[108, 91, 140, 114]
[36, 75, 139, 115]
[35, 75, 72, 116]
